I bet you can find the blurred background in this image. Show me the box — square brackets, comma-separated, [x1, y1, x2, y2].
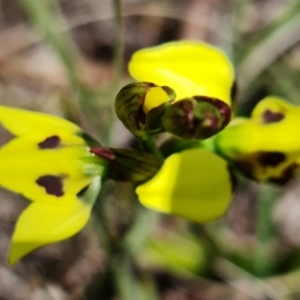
[1, 0, 300, 299]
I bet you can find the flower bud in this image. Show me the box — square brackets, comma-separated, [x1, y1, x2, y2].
[90, 147, 163, 183]
[115, 82, 175, 138]
[162, 96, 231, 140]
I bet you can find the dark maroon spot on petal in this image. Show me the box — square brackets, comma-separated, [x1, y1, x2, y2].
[263, 110, 284, 123]
[38, 135, 60, 149]
[36, 175, 64, 197]
[258, 151, 285, 167]
[235, 160, 255, 180]
[193, 96, 232, 130]
[90, 147, 116, 161]
[227, 165, 237, 192]
[270, 163, 298, 185]
[230, 80, 238, 109]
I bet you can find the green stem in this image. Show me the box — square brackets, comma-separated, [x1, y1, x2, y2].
[112, 255, 139, 300]
[121, 134, 162, 256]
[254, 183, 278, 277]
[112, 254, 157, 300]
[111, 135, 161, 299]
[123, 207, 160, 257]
[198, 137, 216, 153]
[102, 0, 124, 146]
[19, 0, 105, 139]
[141, 135, 164, 159]
[92, 179, 113, 252]
[112, 0, 124, 87]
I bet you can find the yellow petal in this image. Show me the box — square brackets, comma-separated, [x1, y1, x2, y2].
[8, 197, 91, 265]
[216, 96, 300, 182]
[0, 131, 95, 203]
[128, 40, 235, 106]
[143, 86, 171, 114]
[0, 106, 103, 264]
[8, 176, 101, 265]
[0, 106, 102, 202]
[136, 148, 232, 222]
[0, 105, 80, 136]
[251, 96, 297, 121]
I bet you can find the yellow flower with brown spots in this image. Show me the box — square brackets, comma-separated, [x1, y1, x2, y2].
[216, 96, 300, 183]
[116, 40, 235, 140]
[0, 106, 104, 264]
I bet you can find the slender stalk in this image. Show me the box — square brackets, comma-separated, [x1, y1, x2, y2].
[92, 180, 114, 252]
[123, 207, 159, 257]
[18, 0, 105, 138]
[254, 183, 278, 277]
[102, 0, 124, 145]
[141, 135, 164, 159]
[112, 0, 124, 87]
[111, 135, 161, 299]
[19, 0, 79, 88]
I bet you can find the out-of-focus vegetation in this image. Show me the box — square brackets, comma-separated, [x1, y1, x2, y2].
[1, 0, 300, 299]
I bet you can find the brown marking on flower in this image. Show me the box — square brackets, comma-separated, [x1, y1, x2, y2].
[257, 151, 285, 167]
[36, 175, 65, 197]
[227, 165, 237, 192]
[230, 80, 238, 109]
[38, 135, 60, 149]
[193, 96, 231, 130]
[115, 82, 156, 134]
[270, 163, 299, 185]
[263, 110, 284, 123]
[164, 99, 195, 139]
[90, 147, 116, 161]
[234, 160, 255, 180]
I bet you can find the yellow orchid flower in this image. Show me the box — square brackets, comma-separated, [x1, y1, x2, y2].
[136, 148, 233, 222]
[0, 99, 234, 264]
[128, 40, 235, 107]
[216, 96, 300, 183]
[117, 41, 235, 140]
[0, 106, 105, 264]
